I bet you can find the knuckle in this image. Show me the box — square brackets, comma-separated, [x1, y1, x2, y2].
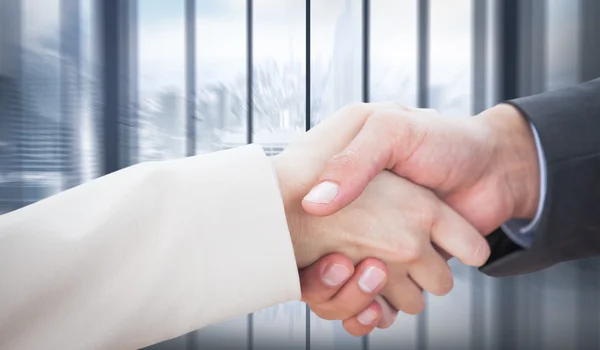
[415, 206, 436, 231]
[361, 113, 401, 168]
[347, 326, 368, 337]
[301, 292, 320, 305]
[342, 102, 369, 116]
[368, 112, 396, 132]
[374, 101, 409, 111]
[312, 306, 353, 321]
[393, 115, 427, 162]
[432, 272, 454, 296]
[403, 294, 426, 315]
[360, 258, 386, 272]
[395, 237, 425, 263]
[327, 148, 361, 171]
[310, 307, 335, 321]
[392, 102, 410, 111]
[468, 238, 491, 266]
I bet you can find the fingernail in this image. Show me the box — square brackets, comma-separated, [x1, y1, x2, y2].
[322, 264, 351, 287]
[303, 182, 339, 204]
[358, 266, 386, 293]
[357, 308, 378, 326]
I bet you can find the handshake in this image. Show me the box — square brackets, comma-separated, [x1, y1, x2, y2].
[271, 102, 540, 335]
[3, 79, 596, 349]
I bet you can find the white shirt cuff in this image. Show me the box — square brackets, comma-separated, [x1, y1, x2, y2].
[500, 121, 547, 247]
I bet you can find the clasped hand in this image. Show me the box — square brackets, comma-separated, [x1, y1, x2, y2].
[271, 101, 539, 336]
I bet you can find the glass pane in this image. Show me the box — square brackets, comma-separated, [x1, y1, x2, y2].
[309, 1, 364, 347]
[427, 1, 474, 349]
[429, 0, 472, 116]
[0, 0, 22, 214]
[80, 0, 103, 182]
[310, 0, 362, 128]
[368, 1, 419, 347]
[143, 335, 187, 350]
[60, 0, 86, 190]
[16, 0, 62, 209]
[369, 0, 417, 106]
[192, 316, 249, 349]
[1, 0, 99, 212]
[191, 1, 250, 347]
[253, 303, 307, 350]
[538, 263, 580, 349]
[195, 0, 247, 155]
[545, 0, 581, 91]
[138, 0, 186, 162]
[252, 0, 306, 155]
[250, 1, 308, 348]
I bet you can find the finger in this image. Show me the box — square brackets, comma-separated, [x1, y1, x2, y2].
[312, 259, 388, 320]
[300, 253, 354, 306]
[407, 246, 454, 296]
[373, 295, 399, 329]
[432, 243, 453, 261]
[302, 112, 423, 217]
[430, 203, 491, 267]
[342, 301, 382, 337]
[381, 274, 425, 316]
[296, 102, 412, 156]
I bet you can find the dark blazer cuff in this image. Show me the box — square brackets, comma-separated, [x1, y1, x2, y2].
[479, 226, 600, 277]
[480, 78, 600, 277]
[478, 228, 548, 277]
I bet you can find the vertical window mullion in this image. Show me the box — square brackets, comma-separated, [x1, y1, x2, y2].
[246, 0, 254, 145]
[305, 0, 311, 132]
[59, 0, 82, 190]
[100, 0, 121, 175]
[362, 0, 370, 104]
[500, 0, 519, 101]
[305, 0, 312, 348]
[495, 3, 519, 349]
[101, 0, 138, 173]
[184, 3, 198, 348]
[185, 0, 196, 157]
[472, 0, 487, 114]
[416, 1, 429, 349]
[360, 1, 371, 347]
[127, 0, 139, 167]
[417, 0, 429, 109]
[470, 1, 487, 349]
[246, 1, 254, 348]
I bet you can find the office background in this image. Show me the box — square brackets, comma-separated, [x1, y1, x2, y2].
[1, 0, 599, 349]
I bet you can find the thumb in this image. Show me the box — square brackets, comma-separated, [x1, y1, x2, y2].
[302, 113, 421, 216]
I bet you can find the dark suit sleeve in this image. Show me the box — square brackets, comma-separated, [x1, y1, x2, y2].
[479, 78, 600, 277]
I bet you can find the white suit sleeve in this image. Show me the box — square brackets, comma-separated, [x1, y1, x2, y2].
[0, 145, 301, 350]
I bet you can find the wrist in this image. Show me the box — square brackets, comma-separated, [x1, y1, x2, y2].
[270, 155, 312, 267]
[478, 104, 540, 220]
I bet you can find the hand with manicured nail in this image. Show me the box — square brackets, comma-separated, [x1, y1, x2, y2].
[295, 102, 540, 334]
[302, 103, 540, 237]
[271, 102, 491, 323]
[299, 254, 398, 336]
